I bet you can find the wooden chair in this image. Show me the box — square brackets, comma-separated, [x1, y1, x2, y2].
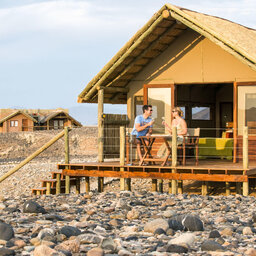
[178, 128, 200, 166]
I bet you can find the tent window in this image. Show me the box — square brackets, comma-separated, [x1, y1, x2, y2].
[192, 107, 210, 120]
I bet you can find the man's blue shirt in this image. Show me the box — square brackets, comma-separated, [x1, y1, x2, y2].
[131, 115, 153, 138]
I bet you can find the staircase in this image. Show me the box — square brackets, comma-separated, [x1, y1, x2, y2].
[31, 170, 80, 195]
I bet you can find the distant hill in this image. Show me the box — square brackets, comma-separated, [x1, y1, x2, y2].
[69, 104, 127, 125]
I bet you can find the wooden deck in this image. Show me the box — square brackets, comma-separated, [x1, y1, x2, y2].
[58, 159, 256, 183]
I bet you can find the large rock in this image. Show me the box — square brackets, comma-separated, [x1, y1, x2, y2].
[0, 247, 15, 255]
[209, 230, 221, 238]
[182, 215, 204, 231]
[101, 237, 116, 253]
[33, 245, 58, 256]
[168, 219, 184, 231]
[169, 233, 195, 247]
[0, 223, 14, 241]
[55, 239, 80, 253]
[37, 228, 55, 240]
[165, 244, 188, 253]
[169, 214, 204, 231]
[144, 218, 169, 233]
[23, 200, 46, 214]
[59, 226, 81, 238]
[87, 247, 104, 256]
[201, 240, 225, 251]
[78, 234, 102, 244]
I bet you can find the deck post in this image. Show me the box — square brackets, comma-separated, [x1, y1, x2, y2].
[98, 88, 104, 192]
[85, 177, 90, 193]
[171, 126, 177, 194]
[152, 179, 157, 192]
[236, 183, 242, 194]
[46, 182, 51, 195]
[56, 173, 61, 194]
[178, 181, 183, 194]
[226, 182, 231, 196]
[201, 181, 208, 196]
[65, 127, 70, 194]
[120, 126, 126, 190]
[158, 179, 163, 193]
[75, 178, 80, 194]
[243, 126, 249, 196]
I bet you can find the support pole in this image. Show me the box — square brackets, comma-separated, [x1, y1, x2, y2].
[236, 183, 242, 194]
[225, 182, 231, 196]
[85, 177, 90, 193]
[201, 181, 208, 196]
[56, 173, 61, 194]
[171, 126, 177, 194]
[158, 179, 163, 193]
[46, 182, 51, 195]
[152, 179, 157, 192]
[178, 181, 183, 194]
[120, 126, 125, 190]
[65, 127, 70, 194]
[243, 126, 249, 196]
[75, 178, 80, 194]
[98, 88, 104, 192]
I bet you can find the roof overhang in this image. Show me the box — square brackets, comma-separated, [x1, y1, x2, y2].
[78, 3, 256, 104]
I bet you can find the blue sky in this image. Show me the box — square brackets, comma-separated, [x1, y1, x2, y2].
[0, 0, 256, 124]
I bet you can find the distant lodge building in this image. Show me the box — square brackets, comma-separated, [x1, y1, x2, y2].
[0, 109, 82, 133]
[78, 3, 256, 161]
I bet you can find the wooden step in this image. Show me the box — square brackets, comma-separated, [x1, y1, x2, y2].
[51, 170, 64, 179]
[41, 179, 57, 188]
[32, 187, 47, 195]
[41, 178, 77, 188]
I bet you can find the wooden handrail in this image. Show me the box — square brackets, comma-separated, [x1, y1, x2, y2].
[0, 128, 71, 183]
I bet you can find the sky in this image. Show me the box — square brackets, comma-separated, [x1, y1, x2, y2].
[0, 0, 256, 124]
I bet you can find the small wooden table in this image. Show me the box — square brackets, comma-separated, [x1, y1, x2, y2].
[139, 135, 172, 166]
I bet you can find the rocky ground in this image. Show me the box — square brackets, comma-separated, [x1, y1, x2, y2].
[1, 160, 256, 255]
[0, 191, 256, 255]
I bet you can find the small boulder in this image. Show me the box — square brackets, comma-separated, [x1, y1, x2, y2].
[33, 245, 58, 256]
[169, 233, 195, 247]
[23, 200, 46, 214]
[0, 247, 15, 255]
[59, 226, 81, 238]
[209, 230, 221, 238]
[55, 239, 80, 253]
[182, 215, 204, 231]
[165, 244, 188, 253]
[201, 240, 225, 251]
[87, 247, 104, 256]
[243, 227, 253, 235]
[168, 219, 184, 231]
[0, 223, 14, 241]
[144, 218, 169, 233]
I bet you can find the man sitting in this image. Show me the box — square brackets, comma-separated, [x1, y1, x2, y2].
[131, 105, 154, 163]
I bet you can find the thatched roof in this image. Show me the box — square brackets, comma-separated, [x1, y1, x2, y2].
[40, 111, 82, 127]
[0, 110, 38, 125]
[78, 3, 256, 104]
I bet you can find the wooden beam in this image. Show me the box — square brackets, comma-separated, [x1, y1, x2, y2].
[98, 88, 104, 192]
[243, 126, 249, 196]
[102, 87, 129, 93]
[171, 126, 177, 194]
[104, 22, 179, 89]
[0, 129, 66, 184]
[65, 127, 70, 194]
[82, 15, 168, 101]
[62, 169, 248, 182]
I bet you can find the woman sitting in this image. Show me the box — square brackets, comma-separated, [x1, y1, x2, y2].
[162, 106, 187, 144]
[157, 107, 187, 158]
